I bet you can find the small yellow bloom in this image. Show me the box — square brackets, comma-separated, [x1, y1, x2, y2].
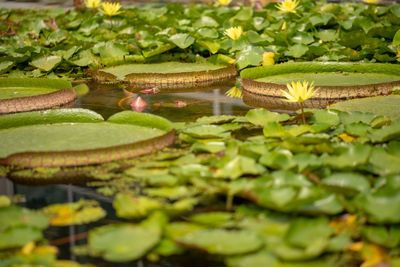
[216, 0, 232, 6]
[85, 0, 101, 8]
[281, 80, 317, 103]
[101, 2, 121, 17]
[396, 48, 400, 62]
[21, 242, 35, 255]
[276, 0, 299, 13]
[225, 86, 242, 98]
[262, 52, 275, 66]
[224, 26, 243, 41]
[362, 0, 380, 4]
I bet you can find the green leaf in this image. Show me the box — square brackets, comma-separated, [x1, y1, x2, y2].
[363, 225, 400, 248]
[285, 44, 309, 58]
[177, 229, 263, 255]
[355, 189, 400, 223]
[189, 212, 236, 228]
[30, 55, 62, 72]
[197, 40, 220, 54]
[321, 172, 371, 195]
[0, 61, 14, 74]
[98, 42, 128, 61]
[182, 125, 229, 139]
[113, 193, 163, 219]
[369, 120, 400, 143]
[215, 155, 264, 179]
[88, 212, 165, 262]
[369, 147, 400, 176]
[315, 30, 337, 42]
[169, 33, 195, 49]
[330, 96, 400, 120]
[236, 45, 264, 69]
[246, 109, 290, 126]
[322, 143, 371, 169]
[285, 217, 333, 249]
[193, 16, 219, 28]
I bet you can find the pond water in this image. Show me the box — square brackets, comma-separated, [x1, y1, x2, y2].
[3, 81, 250, 266]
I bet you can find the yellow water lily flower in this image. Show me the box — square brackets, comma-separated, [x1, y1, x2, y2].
[101, 2, 121, 16]
[276, 0, 299, 13]
[281, 80, 317, 103]
[262, 52, 275, 66]
[224, 26, 243, 40]
[362, 0, 380, 4]
[225, 86, 242, 98]
[216, 0, 232, 6]
[85, 0, 101, 9]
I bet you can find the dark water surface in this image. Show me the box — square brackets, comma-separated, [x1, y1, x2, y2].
[5, 82, 251, 266]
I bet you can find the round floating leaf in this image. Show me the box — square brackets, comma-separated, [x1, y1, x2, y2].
[30, 55, 62, 72]
[0, 109, 174, 169]
[93, 62, 236, 89]
[0, 78, 77, 114]
[241, 62, 400, 109]
[88, 212, 165, 262]
[42, 200, 106, 226]
[330, 96, 400, 120]
[322, 172, 371, 195]
[177, 229, 264, 255]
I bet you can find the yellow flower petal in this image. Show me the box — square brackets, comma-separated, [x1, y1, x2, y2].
[101, 2, 122, 17]
[85, 0, 101, 8]
[224, 26, 243, 40]
[281, 80, 317, 103]
[276, 0, 299, 13]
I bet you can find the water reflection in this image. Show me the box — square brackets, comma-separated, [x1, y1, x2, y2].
[78, 82, 250, 121]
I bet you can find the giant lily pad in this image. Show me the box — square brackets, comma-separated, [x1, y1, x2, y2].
[92, 62, 236, 89]
[0, 109, 175, 172]
[0, 78, 79, 114]
[240, 62, 400, 110]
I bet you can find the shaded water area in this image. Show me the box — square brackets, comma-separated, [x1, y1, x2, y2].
[1, 81, 251, 266]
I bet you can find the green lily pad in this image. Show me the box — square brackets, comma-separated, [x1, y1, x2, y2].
[93, 62, 236, 88]
[88, 212, 165, 262]
[0, 78, 71, 100]
[246, 108, 290, 127]
[321, 172, 371, 195]
[30, 55, 62, 72]
[330, 96, 400, 120]
[177, 229, 264, 255]
[0, 109, 174, 169]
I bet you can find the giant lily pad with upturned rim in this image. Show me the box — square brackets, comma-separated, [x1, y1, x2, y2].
[0, 109, 175, 175]
[240, 62, 400, 110]
[92, 61, 237, 89]
[0, 78, 79, 114]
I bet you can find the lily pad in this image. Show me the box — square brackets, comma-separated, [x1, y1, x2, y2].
[0, 78, 77, 114]
[241, 62, 400, 109]
[0, 109, 174, 170]
[41, 200, 106, 226]
[92, 62, 236, 89]
[329, 96, 400, 120]
[88, 212, 165, 262]
[177, 229, 264, 255]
